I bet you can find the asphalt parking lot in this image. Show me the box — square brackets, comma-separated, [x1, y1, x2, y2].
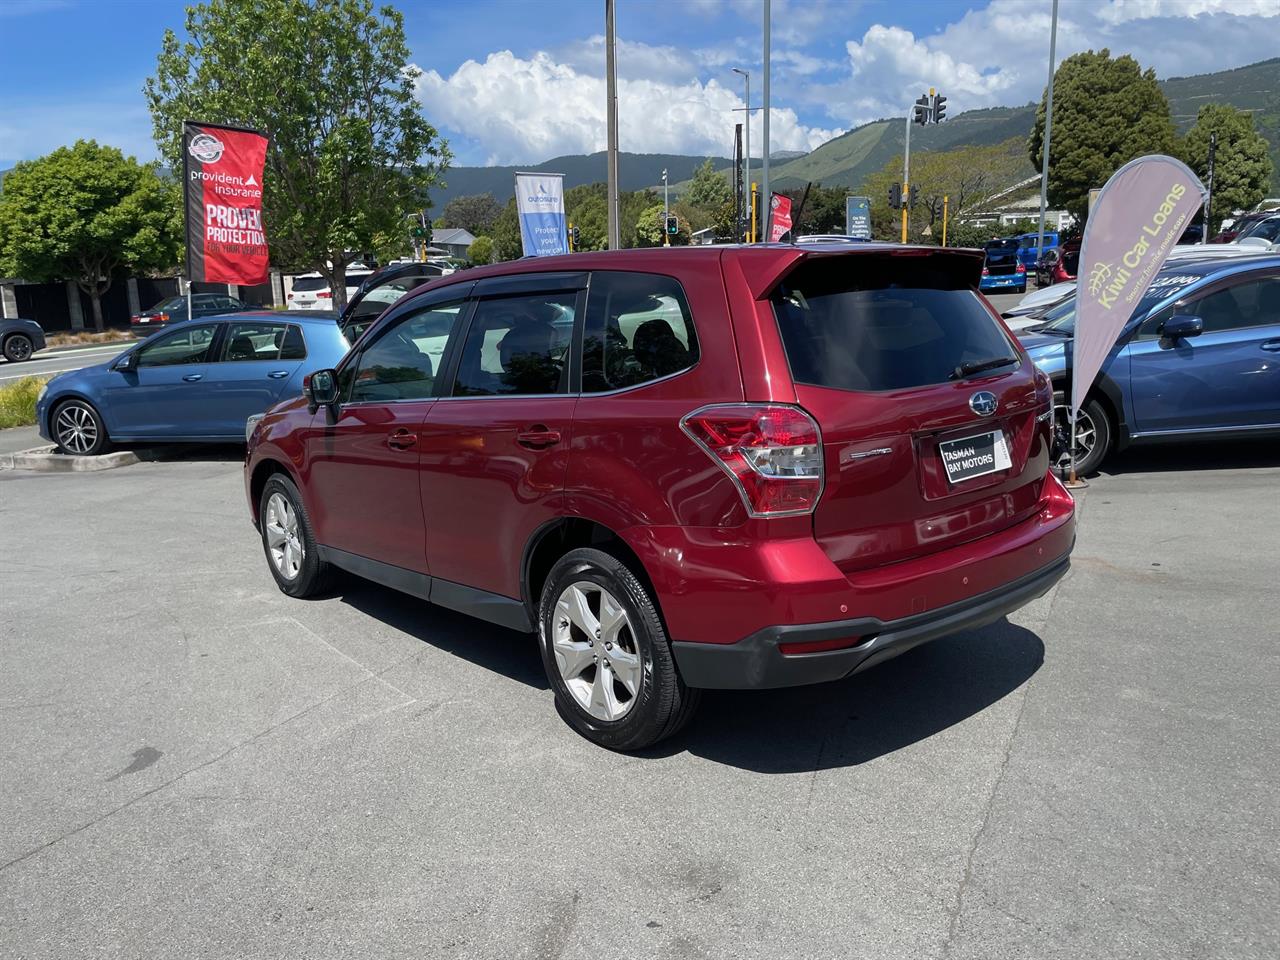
[2, 442, 1277, 959]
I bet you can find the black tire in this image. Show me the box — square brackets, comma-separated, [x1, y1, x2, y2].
[3, 334, 34, 362]
[51, 398, 111, 456]
[259, 473, 334, 598]
[1053, 390, 1112, 476]
[538, 547, 700, 751]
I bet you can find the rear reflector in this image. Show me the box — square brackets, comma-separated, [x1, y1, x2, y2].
[680, 403, 823, 517]
[779, 634, 866, 656]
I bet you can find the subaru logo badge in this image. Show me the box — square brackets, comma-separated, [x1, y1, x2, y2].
[969, 391, 998, 417]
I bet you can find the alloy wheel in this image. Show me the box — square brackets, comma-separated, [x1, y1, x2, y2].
[553, 581, 642, 722]
[5, 335, 32, 361]
[264, 492, 304, 580]
[55, 403, 99, 455]
[1053, 401, 1097, 469]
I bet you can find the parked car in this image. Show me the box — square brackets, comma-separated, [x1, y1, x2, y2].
[1035, 238, 1079, 287]
[130, 293, 254, 336]
[287, 264, 373, 310]
[339, 261, 448, 343]
[244, 245, 1076, 750]
[0, 317, 46, 363]
[1002, 280, 1077, 322]
[1233, 214, 1280, 250]
[36, 311, 350, 456]
[979, 237, 1028, 294]
[1019, 255, 1280, 475]
[1210, 211, 1272, 244]
[1014, 231, 1058, 271]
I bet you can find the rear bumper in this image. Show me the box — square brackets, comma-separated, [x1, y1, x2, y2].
[672, 550, 1069, 689]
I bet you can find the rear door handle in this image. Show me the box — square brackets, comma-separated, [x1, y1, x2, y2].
[267, 370, 290, 379]
[1261, 340, 1280, 352]
[182, 374, 203, 382]
[517, 427, 561, 449]
[387, 428, 418, 450]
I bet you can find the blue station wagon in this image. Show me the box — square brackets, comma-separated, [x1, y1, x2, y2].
[37, 311, 351, 456]
[1019, 254, 1280, 474]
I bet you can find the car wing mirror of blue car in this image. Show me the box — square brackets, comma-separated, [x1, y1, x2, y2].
[305, 368, 340, 414]
[113, 351, 138, 372]
[1162, 315, 1203, 341]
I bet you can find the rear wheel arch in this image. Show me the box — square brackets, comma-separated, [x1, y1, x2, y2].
[522, 518, 663, 631]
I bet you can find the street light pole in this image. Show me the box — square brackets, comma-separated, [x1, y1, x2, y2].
[1204, 131, 1217, 243]
[733, 67, 750, 242]
[605, 0, 621, 250]
[663, 168, 670, 247]
[761, 0, 771, 239]
[1035, 0, 1059, 266]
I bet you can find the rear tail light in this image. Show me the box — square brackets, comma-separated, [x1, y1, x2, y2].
[680, 403, 824, 517]
[318, 291, 332, 299]
[157, 312, 169, 322]
[981, 267, 989, 276]
[129, 315, 140, 323]
[288, 292, 295, 300]
[1016, 262, 1026, 273]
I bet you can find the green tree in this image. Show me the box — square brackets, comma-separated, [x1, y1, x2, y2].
[0, 140, 181, 331]
[442, 192, 504, 235]
[491, 198, 522, 261]
[1028, 49, 1176, 222]
[683, 158, 733, 210]
[633, 203, 690, 247]
[467, 235, 494, 264]
[1182, 104, 1273, 232]
[145, 0, 449, 307]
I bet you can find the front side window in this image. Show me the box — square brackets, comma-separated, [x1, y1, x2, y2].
[1184, 277, 1280, 334]
[343, 302, 466, 402]
[218, 321, 304, 361]
[582, 272, 698, 392]
[136, 323, 219, 367]
[452, 293, 576, 396]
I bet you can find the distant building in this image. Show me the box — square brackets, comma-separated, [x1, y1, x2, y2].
[432, 227, 477, 259]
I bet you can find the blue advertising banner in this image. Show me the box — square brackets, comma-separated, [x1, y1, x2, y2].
[845, 196, 871, 239]
[515, 172, 568, 257]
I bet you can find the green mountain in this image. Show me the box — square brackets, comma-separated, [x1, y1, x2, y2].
[431, 151, 728, 209]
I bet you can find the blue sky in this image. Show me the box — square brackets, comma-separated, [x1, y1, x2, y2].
[3, 0, 1279, 169]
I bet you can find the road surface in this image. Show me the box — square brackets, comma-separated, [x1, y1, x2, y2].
[0, 342, 130, 385]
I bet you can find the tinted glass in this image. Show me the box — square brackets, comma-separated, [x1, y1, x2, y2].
[582, 272, 698, 392]
[219, 321, 297, 361]
[136, 324, 219, 367]
[1183, 277, 1280, 334]
[280, 325, 306, 360]
[773, 259, 1015, 392]
[292, 277, 328, 292]
[1240, 218, 1280, 243]
[344, 302, 466, 402]
[151, 297, 186, 312]
[452, 293, 575, 396]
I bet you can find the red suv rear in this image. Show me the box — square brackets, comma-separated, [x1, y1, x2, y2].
[245, 246, 1075, 750]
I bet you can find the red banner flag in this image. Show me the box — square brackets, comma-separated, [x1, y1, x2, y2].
[182, 121, 270, 286]
[768, 193, 793, 242]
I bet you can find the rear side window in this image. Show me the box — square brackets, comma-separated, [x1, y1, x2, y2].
[772, 258, 1016, 392]
[582, 272, 698, 392]
[219, 321, 301, 361]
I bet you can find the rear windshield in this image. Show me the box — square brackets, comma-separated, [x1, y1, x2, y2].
[772, 257, 1015, 392]
[292, 276, 328, 292]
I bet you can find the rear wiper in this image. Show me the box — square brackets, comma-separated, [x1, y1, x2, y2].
[952, 356, 1018, 379]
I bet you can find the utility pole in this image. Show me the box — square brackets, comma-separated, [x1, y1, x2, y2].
[605, 0, 621, 250]
[1204, 131, 1217, 243]
[1035, 0, 1059, 265]
[662, 168, 670, 247]
[761, 0, 771, 240]
[732, 67, 750, 241]
[902, 107, 913, 244]
[942, 195, 949, 247]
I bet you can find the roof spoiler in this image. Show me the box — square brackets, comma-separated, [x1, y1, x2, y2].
[730, 245, 986, 301]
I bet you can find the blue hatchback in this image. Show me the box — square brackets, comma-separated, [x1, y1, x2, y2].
[1018, 254, 1280, 474]
[37, 311, 350, 455]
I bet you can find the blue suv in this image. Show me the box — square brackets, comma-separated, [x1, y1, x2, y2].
[37, 311, 350, 456]
[1019, 255, 1280, 474]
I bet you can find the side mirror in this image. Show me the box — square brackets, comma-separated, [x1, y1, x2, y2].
[1162, 315, 1203, 341]
[114, 351, 138, 372]
[305, 368, 339, 414]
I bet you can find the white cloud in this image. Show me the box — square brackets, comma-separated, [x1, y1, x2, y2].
[1099, 0, 1280, 23]
[415, 49, 841, 165]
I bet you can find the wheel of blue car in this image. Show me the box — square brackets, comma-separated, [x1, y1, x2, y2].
[1052, 390, 1110, 476]
[3, 333, 33, 362]
[52, 399, 111, 457]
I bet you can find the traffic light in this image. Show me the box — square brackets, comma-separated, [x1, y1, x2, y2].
[665, 215, 679, 236]
[907, 185, 918, 209]
[411, 224, 427, 238]
[932, 93, 947, 123]
[569, 224, 580, 250]
[889, 183, 903, 210]
[913, 94, 931, 125]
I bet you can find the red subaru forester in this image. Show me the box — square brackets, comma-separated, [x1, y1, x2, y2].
[245, 245, 1075, 750]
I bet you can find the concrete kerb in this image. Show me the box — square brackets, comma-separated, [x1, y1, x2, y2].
[2, 445, 141, 472]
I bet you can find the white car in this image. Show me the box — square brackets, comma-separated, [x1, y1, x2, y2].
[287, 265, 373, 310]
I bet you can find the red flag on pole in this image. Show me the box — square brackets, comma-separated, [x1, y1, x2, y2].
[768, 193, 793, 242]
[182, 121, 270, 286]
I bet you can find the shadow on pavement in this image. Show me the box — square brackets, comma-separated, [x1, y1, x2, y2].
[130, 442, 246, 463]
[648, 619, 1044, 773]
[1102, 439, 1280, 476]
[334, 577, 549, 690]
